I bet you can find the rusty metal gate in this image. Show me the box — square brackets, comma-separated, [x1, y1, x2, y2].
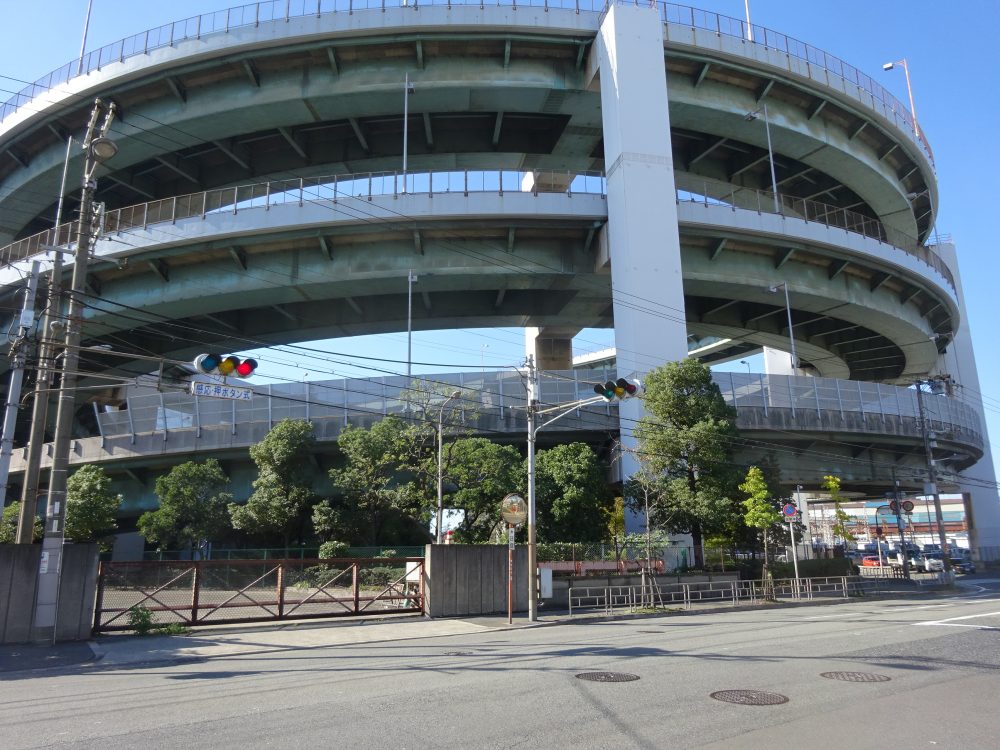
[93, 557, 424, 632]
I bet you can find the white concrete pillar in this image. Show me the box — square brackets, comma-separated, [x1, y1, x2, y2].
[596, 4, 686, 533]
[932, 242, 1000, 551]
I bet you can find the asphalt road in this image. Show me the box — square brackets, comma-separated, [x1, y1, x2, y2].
[3, 580, 999, 750]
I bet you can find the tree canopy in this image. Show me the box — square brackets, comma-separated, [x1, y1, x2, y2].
[65, 464, 121, 549]
[230, 419, 318, 546]
[533, 442, 610, 542]
[138, 459, 232, 554]
[444, 438, 523, 542]
[633, 358, 740, 565]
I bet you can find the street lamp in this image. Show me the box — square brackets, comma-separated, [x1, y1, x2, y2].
[436, 391, 462, 544]
[406, 270, 417, 383]
[883, 59, 920, 141]
[745, 103, 780, 214]
[402, 73, 414, 193]
[739, 359, 752, 376]
[767, 281, 798, 372]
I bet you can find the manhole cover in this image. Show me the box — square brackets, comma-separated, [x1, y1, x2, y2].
[575, 672, 640, 683]
[710, 690, 789, 706]
[820, 671, 891, 683]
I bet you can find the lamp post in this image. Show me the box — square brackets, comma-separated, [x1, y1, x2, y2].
[883, 59, 920, 141]
[767, 281, 798, 372]
[34, 99, 117, 641]
[739, 359, 751, 376]
[745, 103, 780, 214]
[435, 390, 461, 544]
[406, 270, 417, 383]
[402, 73, 414, 193]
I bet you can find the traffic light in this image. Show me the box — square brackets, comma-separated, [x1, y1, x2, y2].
[194, 353, 258, 378]
[593, 377, 641, 401]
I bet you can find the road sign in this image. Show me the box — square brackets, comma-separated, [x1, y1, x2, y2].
[190, 381, 254, 401]
[501, 493, 527, 526]
[901, 500, 915, 513]
[782, 503, 797, 518]
[508, 526, 515, 550]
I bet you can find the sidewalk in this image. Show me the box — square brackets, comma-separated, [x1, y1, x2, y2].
[1, 577, 964, 676]
[0, 613, 550, 676]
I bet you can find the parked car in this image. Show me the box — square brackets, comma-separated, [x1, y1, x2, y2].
[949, 552, 976, 573]
[861, 556, 884, 567]
[920, 553, 945, 572]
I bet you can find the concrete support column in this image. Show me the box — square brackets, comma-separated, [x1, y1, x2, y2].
[597, 5, 686, 532]
[933, 242, 1000, 551]
[524, 327, 574, 371]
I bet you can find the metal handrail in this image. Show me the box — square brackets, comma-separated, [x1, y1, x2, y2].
[0, 1, 930, 164]
[0, 168, 954, 294]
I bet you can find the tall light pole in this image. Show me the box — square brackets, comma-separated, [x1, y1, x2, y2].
[435, 391, 462, 543]
[406, 270, 417, 383]
[745, 104, 780, 214]
[767, 281, 798, 372]
[883, 59, 920, 141]
[402, 73, 414, 193]
[739, 359, 751, 375]
[744, 0, 754, 42]
[34, 99, 117, 641]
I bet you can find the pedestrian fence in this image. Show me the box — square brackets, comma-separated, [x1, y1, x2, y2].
[93, 557, 424, 632]
[567, 575, 881, 616]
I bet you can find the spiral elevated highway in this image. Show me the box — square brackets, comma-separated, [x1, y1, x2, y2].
[0, 1, 996, 547]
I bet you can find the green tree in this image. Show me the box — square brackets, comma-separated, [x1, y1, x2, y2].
[231, 419, 318, 548]
[65, 464, 121, 549]
[445, 438, 523, 542]
[740, 466, 782, 580]
[329, 417, 417, 545]
[634, 358, 740, 567]
[138, 459, 232, 555]
[533, 442, 610, 542]
[823, 474, 856, 547]
[0, 502, 42, 543]
[604, 494, 627, 563]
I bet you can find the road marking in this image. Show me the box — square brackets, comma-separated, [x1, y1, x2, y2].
[915, 609, 1000, 631]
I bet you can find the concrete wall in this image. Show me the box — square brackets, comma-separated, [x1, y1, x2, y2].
[425, 544, 528, 618]
[1, 545, 40, 643]
[0, 543, 98, 643]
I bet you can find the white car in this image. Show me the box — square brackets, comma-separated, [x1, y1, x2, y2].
[911, 553, 944, 572]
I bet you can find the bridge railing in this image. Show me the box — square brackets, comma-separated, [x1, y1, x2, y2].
[1, 2, 928, 166]
[92, 370, 982, 452]
[1, 168, 954, 294]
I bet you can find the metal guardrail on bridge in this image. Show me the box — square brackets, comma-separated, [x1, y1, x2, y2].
[91, 371, 982, 452]
[1, 1, 929, 164]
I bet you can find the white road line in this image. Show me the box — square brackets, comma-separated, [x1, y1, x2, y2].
[916, 622, 1000, 631]
[915, 608, 1000, 631]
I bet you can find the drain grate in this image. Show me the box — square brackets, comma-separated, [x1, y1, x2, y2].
[575, 672, 640, 683]
[710, 689, 789, 706]
[820, 671, 891, 683]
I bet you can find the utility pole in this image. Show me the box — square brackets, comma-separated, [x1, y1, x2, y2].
[525, 354, 538, 622]
[914, 379, 950, 569]
[34, 99, 117, 641]
[891, 467, 910, 580]
[16, 135, 74, 544]
[0, 262, 41, 509]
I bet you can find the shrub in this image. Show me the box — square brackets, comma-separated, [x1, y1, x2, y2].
[359, 565, 401, 588]
[318, 540, 348, 559]
[126, 605, 154, 636]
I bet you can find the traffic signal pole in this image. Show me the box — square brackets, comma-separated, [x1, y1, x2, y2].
[914, 380, 950, 569]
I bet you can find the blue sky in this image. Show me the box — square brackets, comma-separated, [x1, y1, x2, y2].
[2, 1, 998, 480]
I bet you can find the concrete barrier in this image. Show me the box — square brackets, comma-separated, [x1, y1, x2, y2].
[425, 544, 528, 618]
[0, 543, 99, 643]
